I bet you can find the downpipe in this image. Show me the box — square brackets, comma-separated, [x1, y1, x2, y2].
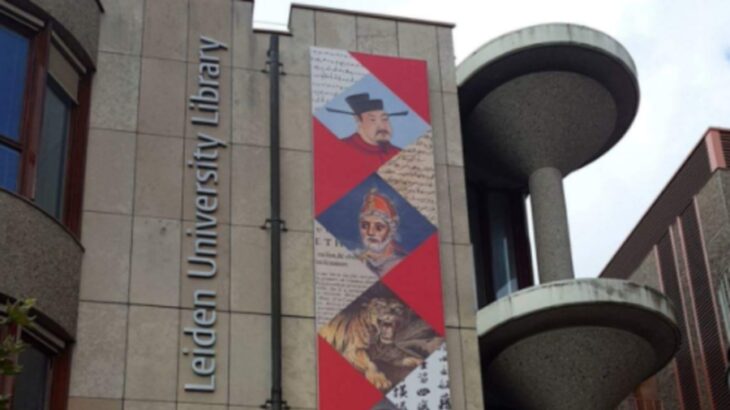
[261, 33, 289, 410]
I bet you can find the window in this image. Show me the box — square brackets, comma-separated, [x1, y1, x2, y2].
[12, 345, 52, 409]
[0, 23, 29, 192]
[0, 313, 70, 410]
[487, 192, 519, 299]
[467, 183, 534, 307]
[36, 79, 72, 219]
[0, 12, 90, 235]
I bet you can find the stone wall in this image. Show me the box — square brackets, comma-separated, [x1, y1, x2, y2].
[30, 0, 102, 62]
[69, 1, 482, 409]
[0, 190, 83, 338]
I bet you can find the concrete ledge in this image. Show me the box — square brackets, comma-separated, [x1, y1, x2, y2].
[477, 279, 680, 409]
[457, 24, 636, 87]
[457, 24, 639, 185]
[0, 189, 84, 339]
[477, 278, 679, 364]
[478, 278, 676, 335]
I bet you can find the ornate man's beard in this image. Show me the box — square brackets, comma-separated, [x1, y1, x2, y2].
[364, 234, 393, 254]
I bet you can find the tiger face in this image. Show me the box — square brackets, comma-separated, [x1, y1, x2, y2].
[365, 297, 406, 345]
[319, 292, 431, 391]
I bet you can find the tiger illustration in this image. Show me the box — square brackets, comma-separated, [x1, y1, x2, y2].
[319, 297, 423, 390]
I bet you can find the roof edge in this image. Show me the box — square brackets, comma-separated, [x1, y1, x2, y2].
[291, 2, 456, 28]
[599, 126, 730, 279]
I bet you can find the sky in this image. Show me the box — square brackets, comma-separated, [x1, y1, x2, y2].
[254, 0, 730, 279]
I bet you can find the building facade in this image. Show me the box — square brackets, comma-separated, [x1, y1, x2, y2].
[603, 128, 730, 410]
[1, 1, 485, 409]
[6, 1, 717, 409]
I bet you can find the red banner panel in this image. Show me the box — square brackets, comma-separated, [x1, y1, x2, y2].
[311, 47, 452, 410]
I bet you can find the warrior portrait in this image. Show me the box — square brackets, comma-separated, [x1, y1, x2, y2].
[356, 188, 407, 277]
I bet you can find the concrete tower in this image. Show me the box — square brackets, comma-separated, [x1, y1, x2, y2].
[458, 24, 681, 409]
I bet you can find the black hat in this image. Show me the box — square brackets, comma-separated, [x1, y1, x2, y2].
[346, 93, 383, 114]
[326, 93, 408, 116]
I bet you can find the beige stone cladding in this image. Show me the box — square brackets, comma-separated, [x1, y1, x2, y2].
[72, 1, 481, 409]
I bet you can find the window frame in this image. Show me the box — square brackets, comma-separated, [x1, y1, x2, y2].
[466, 182, 535, 307]
[0, 13, 90, 237]
[12, 336, 53, 410]
[0, 313, 72, 410]
[0, 13, 35, 193]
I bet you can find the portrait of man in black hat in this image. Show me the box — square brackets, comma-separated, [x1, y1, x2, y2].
[326, 93, 408, 161]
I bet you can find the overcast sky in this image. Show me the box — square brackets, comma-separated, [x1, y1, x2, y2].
[255, 0, 730, 279]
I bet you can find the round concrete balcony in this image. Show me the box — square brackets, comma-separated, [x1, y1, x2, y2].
[457, 23, 639, 187]
[0, 189, 84, 339]
[477, 279, 680, 410]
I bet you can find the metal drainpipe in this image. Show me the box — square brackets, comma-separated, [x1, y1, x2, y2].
[262, 33, 288, 410]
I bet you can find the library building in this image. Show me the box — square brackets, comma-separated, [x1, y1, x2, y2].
[1, 0, 728, 409]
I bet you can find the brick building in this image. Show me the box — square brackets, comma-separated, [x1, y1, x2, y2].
[603, 128, 730, 410]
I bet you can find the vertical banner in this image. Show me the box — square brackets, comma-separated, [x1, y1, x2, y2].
[311, 47, 452, 410]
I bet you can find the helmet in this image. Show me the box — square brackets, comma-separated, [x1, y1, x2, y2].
[360, 188, 398, 224]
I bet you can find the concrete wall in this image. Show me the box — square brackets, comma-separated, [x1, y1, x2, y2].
[28, 0, 102, 62]
[0, 190, 84, 338]
[70, 1, 482, 409]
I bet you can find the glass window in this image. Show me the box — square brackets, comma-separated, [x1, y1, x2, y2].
[12, 345, 51, 410]
[0, 144, 20, 191]
[0, 7, 89, 410]
[0, 24, 29, 142]
[487, 192, 519, 299]
[0, 23, 29, 193]
[0, 18, 89, 234]
[467, 183, 533, 307]
[35, 80, 72, 219]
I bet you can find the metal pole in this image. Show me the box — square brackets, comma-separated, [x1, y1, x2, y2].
[263, 33, 287, 410]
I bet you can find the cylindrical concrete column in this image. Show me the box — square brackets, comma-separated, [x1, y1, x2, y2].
[529, 167, 574, 282]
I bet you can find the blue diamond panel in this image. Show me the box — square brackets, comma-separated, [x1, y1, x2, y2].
[316, 174, 436, 259]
